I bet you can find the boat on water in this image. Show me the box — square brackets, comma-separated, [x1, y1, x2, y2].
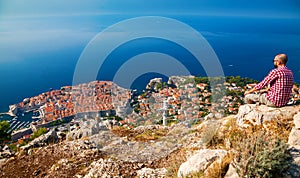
[10, 120, 16, 125]
[9, 121, 20, 130]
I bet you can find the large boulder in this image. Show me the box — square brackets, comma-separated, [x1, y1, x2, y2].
[293, 112, 300, 129]
[235, 104, 300, 127]
[177, 149, 227, 178]
[287, 112, 300, 177]
[289, 112, 300, 150]
[288, 128, 300, 147]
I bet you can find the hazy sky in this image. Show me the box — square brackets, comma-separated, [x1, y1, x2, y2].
[1, 0, 299, 62]
[1, 0, 299, 18]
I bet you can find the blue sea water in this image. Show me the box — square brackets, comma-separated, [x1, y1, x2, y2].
[0, 16, 300, 114]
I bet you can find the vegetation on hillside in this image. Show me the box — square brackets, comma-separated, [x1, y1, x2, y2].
[197, 117, 293, 177]
[225, 76, 258, 87]
[30, 127, 48, 140]
[0, 121, 10, 145]
[192, 76, 258, 86]
[17, 127, 48, 147]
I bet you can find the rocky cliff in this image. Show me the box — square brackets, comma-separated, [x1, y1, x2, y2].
[1, 104, 300, 177]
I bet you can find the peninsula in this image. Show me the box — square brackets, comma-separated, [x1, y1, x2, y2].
[5, 76, 300, 142]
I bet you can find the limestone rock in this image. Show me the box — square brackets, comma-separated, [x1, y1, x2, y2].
[0, 145, 14, 159]
[66, 120, 108, 140]
[116, 99, 133, 119]
[288, 128, 300, 147]
[224, 164, 239, 178]
[134, 125, 168, 134]
[168, 76, 192, 87]
[294, 112, 300, 129]
[204, 113, 215, 120]
[136, 167, 167, 178]
[177, 149, 227, 178]
[146, 78, 162, 91]
[101, 135, 180, 163]
[235, 104, 300, 127]
[84, 158, 138, 177]
[287, 128, 300, 177]
[21, 128, 58, 150]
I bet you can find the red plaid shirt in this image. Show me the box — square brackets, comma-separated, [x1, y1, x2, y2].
[255, 66, 294, 107]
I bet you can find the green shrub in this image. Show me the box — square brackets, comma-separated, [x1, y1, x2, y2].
[200, 117, 292, 177]
[0, 121, 10, 144]
[8, 143, 17, 152]
[234, 132, 291, 178]
[30, 127, 48, 140]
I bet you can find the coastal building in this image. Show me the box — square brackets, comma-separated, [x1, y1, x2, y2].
[8, 81, 131, 134]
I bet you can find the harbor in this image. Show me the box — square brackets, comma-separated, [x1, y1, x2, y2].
[0, 110, 40, 133]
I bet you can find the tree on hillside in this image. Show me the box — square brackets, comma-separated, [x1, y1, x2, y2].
[194, 77, 209, 84]
[0, 121, 10, 144]
[30, 127, 48, 141]
[226, 76, 258, 87]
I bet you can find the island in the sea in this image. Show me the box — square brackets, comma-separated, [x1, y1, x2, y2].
[3, 76, 300, 142]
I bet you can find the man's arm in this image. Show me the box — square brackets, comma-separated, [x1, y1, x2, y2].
[244, 69, 277, 95]
[244, 87, 258, 95]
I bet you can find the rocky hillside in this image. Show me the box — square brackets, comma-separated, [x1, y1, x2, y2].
[1, 104, 300, 177]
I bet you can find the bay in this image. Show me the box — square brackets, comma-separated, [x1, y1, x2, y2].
[0, 17, 299, 113]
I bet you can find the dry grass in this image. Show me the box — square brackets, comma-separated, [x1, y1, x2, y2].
[111, 125, 168, 142]
[222, 119, 291, 177]
[204, 153, 233, 178]
[200, 123, 219, 147]
[134, 129, 168, 141]
[233, 131, 291, 177]
[264, 116, 294, 142]
[182, 171, 204, 178]
[111, 126, 132, 137]
[165, 149, 188, 178]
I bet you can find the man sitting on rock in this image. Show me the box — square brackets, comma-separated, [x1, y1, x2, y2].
[244, 53, 294, 107]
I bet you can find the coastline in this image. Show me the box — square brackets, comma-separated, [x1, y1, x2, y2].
[0, 112, 14, 117]
[1, 76, 299, 132]
[6, 111, 16, 117]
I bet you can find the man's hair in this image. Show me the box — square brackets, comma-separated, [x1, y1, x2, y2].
[276, 54, 288, 65]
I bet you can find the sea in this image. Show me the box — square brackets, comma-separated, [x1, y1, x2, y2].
[1, 16, 300, 123]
